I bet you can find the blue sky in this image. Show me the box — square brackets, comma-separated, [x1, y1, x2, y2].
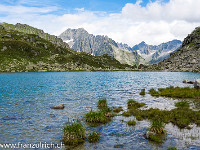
[0, 0, 199, 46]
[0, 0, 169, 13]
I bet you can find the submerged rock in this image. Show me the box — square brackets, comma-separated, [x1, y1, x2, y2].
[50, 104, 64, 109]
[194, 79, 200, 89]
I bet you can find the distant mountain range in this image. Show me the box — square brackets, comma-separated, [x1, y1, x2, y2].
[59, 28, 145, 66]
[132, 40, 182, 64]
[59, 28, 182, 65]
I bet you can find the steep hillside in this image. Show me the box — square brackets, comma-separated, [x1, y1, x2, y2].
[0, 24, 132, 72]
[156, 27, 200, 72]
[0, 22, 69, 49]
[59, 28, 145, 66]
[132, 40, 182, 64]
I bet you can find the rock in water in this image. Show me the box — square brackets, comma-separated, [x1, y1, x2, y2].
[183, 80, 194, 84]
[194, 79, 200, 89]
[50, 104, 64, 109]
[187, 125, 194, 129]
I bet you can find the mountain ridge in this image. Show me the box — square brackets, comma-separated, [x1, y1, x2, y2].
[132, 40, 182, 64]
[59, 28, 146, 66]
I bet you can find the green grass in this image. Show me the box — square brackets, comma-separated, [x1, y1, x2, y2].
[168, 147, 177, 150]
[122, 111, 132, 117]
[0, 23, 132, 72]
[127, 99, 145, 109]
[149, 120, 165, 134]
[149, 86, 200, 99]
[148, 134, 165, 143]
[97, 99, 107, 109]
[149, 88, 160, 96]
[139, 89, 145, 96]
[123, 100, 200, 129]
[63, 122, 86, 146]
[175, 101, 190, 109]
[85, 111, 111, 124]
[113, 106, 123, 113]
[88, 132, 100, 143]
[127, 120, 136, 126]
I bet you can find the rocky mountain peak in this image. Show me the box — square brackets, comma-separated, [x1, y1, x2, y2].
[59, 28, 145, 65]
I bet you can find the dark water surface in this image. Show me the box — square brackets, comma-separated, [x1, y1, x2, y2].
[0, 71, 200, 150]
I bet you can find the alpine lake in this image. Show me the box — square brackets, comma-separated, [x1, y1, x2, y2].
[0, 71, 200, 150]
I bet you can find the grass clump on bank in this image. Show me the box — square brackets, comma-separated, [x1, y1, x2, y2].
[149, 86, 200, 99]
[88, 132, 100, 143]
[139, 89, 145, 96]
[127, 120, 136, 126]
[127, 99, 145, 109]
[97, 99, 107, 109]
[113, 106, 123, 113]
[63, 122, 86, 146]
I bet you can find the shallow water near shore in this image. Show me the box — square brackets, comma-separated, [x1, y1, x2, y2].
[0, 71, 200, 150]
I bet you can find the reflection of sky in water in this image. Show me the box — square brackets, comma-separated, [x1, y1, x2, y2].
[0, 71, 200, 149]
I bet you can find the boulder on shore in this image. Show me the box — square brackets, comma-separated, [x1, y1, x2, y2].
[194, 79, 200, 89]
[50, 104, 64, 109]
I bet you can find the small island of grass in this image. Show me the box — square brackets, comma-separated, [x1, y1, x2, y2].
[149, 86, 200, 99]
[63, 122, 86, 147]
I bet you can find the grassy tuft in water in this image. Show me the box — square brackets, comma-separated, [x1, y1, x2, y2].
[63, 122, 86, 146]
[168, 147, 177, 150]
[127, 120, 136, 126]
[122, 111, 132, 117]
[113, 106, 123, 113]
[149, 120, 165, 134]
[97, 99, 107, 109]
[85, 111, 111, 124]
[88, 132, 100, 143]
[175, 101, 190, 109]
[148, 134, 165, 143]
[139, 89, 145, 96]
[149, 86, 200, 99]
[127, 99, 145, 109]
[149, 88, 160, 96]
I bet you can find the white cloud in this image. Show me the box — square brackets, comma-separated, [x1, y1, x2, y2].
[0, 0, 200, 46]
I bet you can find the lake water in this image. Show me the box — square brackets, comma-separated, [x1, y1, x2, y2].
[0, 71, 200, 150]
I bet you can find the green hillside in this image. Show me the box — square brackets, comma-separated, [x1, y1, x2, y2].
[0, 24, 131, 72]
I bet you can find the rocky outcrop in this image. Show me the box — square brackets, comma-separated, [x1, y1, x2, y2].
[194, 79, 200, 89]
[132, 40, 182, 64]
[59, 28, 145, 66]
[157, 27, 200, 72]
